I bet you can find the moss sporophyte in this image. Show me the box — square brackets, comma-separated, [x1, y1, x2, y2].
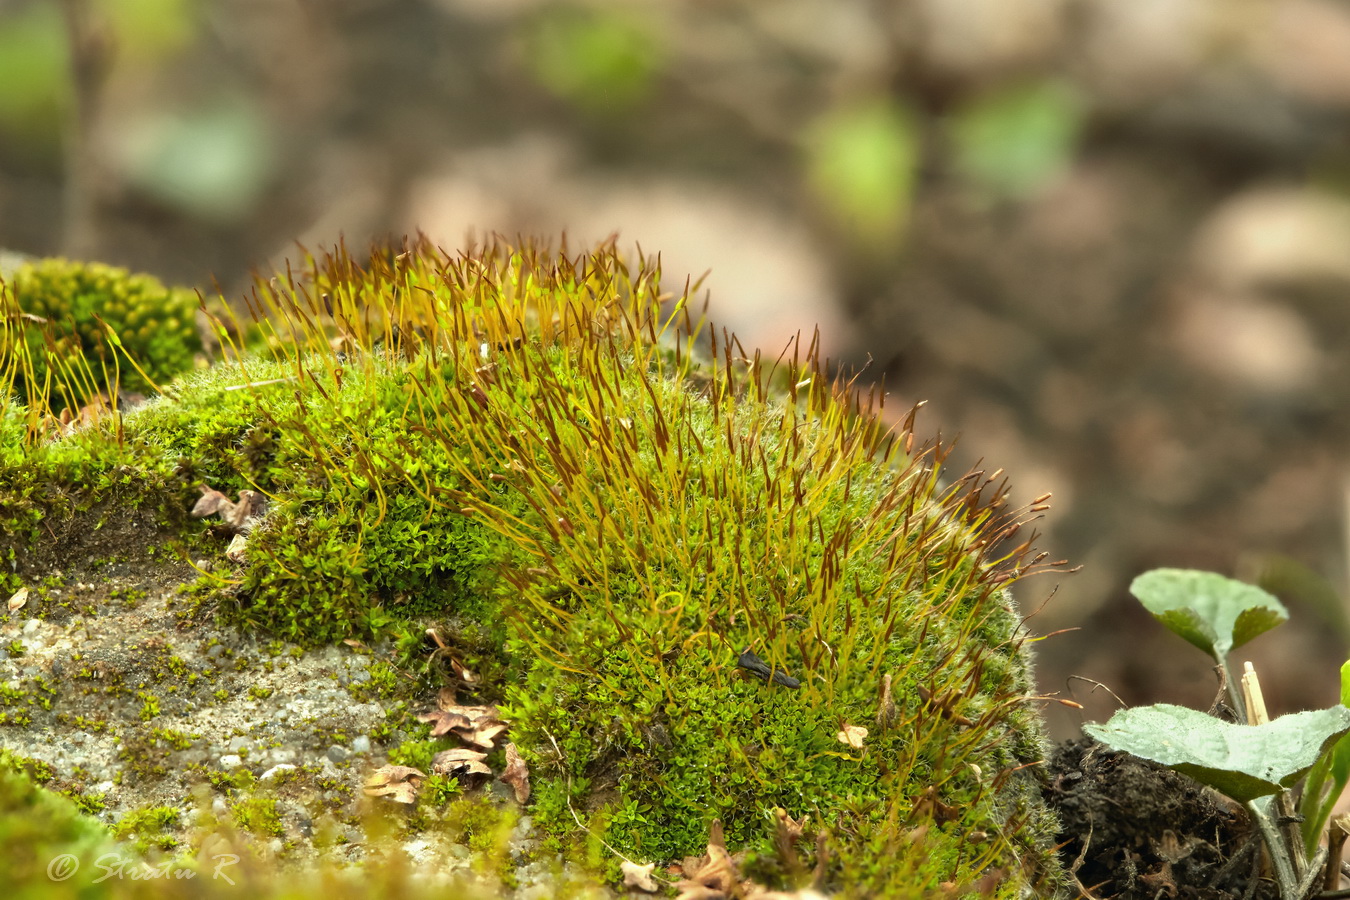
[0, 238, 1070, 896]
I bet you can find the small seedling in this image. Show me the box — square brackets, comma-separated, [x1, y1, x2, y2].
[1086, 568, 1350, 900]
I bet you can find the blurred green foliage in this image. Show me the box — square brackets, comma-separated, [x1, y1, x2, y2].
[114, 102, 274, 223]
[524, 6, 662, 114]
[101, 0, 197, 65]
[0, 3, 69, 158]
[805, 98, 919, 251]
[0, 0, 199, 164]
[950, 80, 1082, 199]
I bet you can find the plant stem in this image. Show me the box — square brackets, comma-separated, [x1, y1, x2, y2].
[1249, 798, 1300, 900]
[1219, 659, 1247, 724]
[1242, 661, 1309, 880]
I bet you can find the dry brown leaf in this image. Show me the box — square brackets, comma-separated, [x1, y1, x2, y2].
[191, 488, 230, 518]
[225, 534, 248, 563]
[621, 860, 660, 893]
[774, 808, 804, 843]
[461, 721, 508, 750]
[836, 724, 868, 749]
[191, 486, 267, 534]
[877, 672, 897, 726]
[431, 747, 491, 776]
[498, 742, 531, 803]
[417, 709, 474, 737]
[419, 697, 505, 746]
[363, 765, 425, 803]
[368, 781, 419, 804]
[7, 586, 28, 613]
[448, 655, 479, 684]
[680, 820, 738, 895]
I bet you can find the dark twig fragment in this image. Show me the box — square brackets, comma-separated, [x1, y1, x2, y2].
[736, 646, 801, 689]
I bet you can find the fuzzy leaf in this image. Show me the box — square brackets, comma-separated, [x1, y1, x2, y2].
[1130, 568, 1288, 660]
[1085, 703, 1350, 803]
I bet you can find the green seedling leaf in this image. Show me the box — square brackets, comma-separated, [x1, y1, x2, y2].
[1085, 703, 1350, 804]
[1301, 660, 1350, 853]
[1130, 568, 1288, 660]
[1330, 660, 1350, 786]
[804, 98, 919, 249]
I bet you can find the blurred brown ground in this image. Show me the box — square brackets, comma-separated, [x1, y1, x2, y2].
[5, 0, 1350, 740]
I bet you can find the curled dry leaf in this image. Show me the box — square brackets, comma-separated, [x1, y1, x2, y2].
[225, 534, 248, 563]
[621, 860, 660, 893]
[877, 672, 897, 726]
[673, 886, 725, 900]
[836, 724, 868, 749]
[418, 698, 508, 749]
[461, 721, 508, 750]
[676, 820, 740, 898]
[418, 709, 474, 737]
[192, 486, 268, 534]
[498, 742, 531, 803]
[363, 765, 425, 804]
[7, 586, 28, 613]
[431, 747, 491, 777]
[774, 808, 805, 843]
[448, 655, 479, 684]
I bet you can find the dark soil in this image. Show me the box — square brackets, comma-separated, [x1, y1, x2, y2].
[1043, 739, 1280, 900]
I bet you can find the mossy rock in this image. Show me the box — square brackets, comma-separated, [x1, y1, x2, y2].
[1, 239, 1066, 897]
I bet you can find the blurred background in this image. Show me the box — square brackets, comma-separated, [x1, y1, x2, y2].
[5, 0, 1350, 739]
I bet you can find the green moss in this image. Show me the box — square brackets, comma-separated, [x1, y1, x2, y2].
[3, 257, 202, 405]
[0, 239, 1067, 896]
[0, 754, 120, 888]
[112, 804, 181, 853]
[230, 795, 283, 838]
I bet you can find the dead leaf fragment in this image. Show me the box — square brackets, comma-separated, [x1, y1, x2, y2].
[418, 709, 474, 737]
[675, 820, 740, 898]
[417, 699, 507, 748]
[191, 486, 267, 534]
[673, 887, 724, 900]
[877, 672, 897, 726]
[621, 860, 660, 893]
[836, 724, 868, 749]
[461, 721, 508, 750]
[363, 765, 425, 804]
[431, 747, 491, 777]
[498, 742, 531, 803]
[7, 587, 28, 613]
[225, 534, 248, 563]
